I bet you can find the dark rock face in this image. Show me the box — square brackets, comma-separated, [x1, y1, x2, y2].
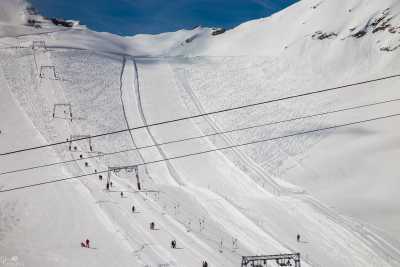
[309, 7, 400, 52]
[312, 31, 338, 40]
[211, 28, 226, 36]
[347, 8, 400, 51]
[50, 18, 74, 28]
[352, 30, 367, 38]
[185, 34, 199, 43]
[25, 19, 42, 28]
[351, 8, 395, 38]
[380, 44, 400, 52]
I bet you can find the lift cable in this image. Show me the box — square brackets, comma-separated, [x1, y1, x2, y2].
[1, 112, 399, 193]
[1, 97, 399, 177]
[1, 73, 400, 157]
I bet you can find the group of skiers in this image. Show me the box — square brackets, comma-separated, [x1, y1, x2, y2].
[91, 173, 219, 266]
[80, 239, 90, 248]
[105, 181, 113, 190]
[79, 200, 214, 266]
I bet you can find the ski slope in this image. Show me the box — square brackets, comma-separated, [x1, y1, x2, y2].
[1, 0, 400, 266]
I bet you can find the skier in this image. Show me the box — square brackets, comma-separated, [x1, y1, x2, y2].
[80, 242, 86, 248]
[99, 175, 103, 181]
[132, 205, 135, 213]
[120, 192, 123, 198]
[85, 239, 90, 248]
[150, 222, 155, 230]
[106, 182, 110, 190]
[202, 260, 208, 267]
[171, 240, 176, 249]
[297, 234, 300, 242]
[110, 181, 113, 187]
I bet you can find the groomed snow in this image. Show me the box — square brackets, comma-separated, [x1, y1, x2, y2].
[1, 0, 400, 266]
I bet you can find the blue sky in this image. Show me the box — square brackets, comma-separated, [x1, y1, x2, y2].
[29, 0, 297, 36]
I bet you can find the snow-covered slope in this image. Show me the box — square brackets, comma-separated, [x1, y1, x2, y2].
[1, 0, 400, 266]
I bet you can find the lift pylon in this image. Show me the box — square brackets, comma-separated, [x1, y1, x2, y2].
[68, 135, 93, 152]
[107, 165, 141, 190]
[53, 103, 72, 121]
[241, 253, 301, 267]
[32, 40, 47, 50]
[40, 65, 58, 79]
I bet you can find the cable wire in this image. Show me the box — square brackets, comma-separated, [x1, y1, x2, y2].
[1, 97, 399, 177]
[1, 73, 400, 157]
[1, 112, 399, 193]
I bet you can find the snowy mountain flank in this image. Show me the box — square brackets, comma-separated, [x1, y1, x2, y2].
[1, 0, 400, 266]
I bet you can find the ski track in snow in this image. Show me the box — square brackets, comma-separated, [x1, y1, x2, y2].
[0, 40, 398, 267]
[2, 0, 400, 265]
[132, 57, 186, 187]
[172, 64, 301, 195]
[0, 43, 396, 266]
[118, 56, 154, 183]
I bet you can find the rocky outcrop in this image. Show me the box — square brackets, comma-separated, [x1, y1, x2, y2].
[312, 31, 337, 40]
[211, 28, 226, 36]
[351, 8, 395, 38]
[50, 18, 74, 28]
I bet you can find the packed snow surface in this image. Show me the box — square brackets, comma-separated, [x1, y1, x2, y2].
[1, 0, 400, 266]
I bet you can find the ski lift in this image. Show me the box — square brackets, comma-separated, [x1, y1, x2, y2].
[276, 259, 292, 267]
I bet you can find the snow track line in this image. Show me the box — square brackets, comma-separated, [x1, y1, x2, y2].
[180, 186, 292, 257]
[130, 59, 272, 261]
[301, 195, 400, 265]
[2, 112, 400, 193]
[2, 71, 400, 157]
[32, 50, 39, 75]
[119, 57, 135, 145]
[118, 56, 153, 181]
[132, 58, 185, 186]
[174, 67, 287, 195]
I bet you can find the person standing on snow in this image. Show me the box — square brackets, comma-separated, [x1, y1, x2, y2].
[171, 240, 176, 249]
[297, 234, 301, 242]
[85, 239, 90, 248]
[132, 205, 135, 213]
